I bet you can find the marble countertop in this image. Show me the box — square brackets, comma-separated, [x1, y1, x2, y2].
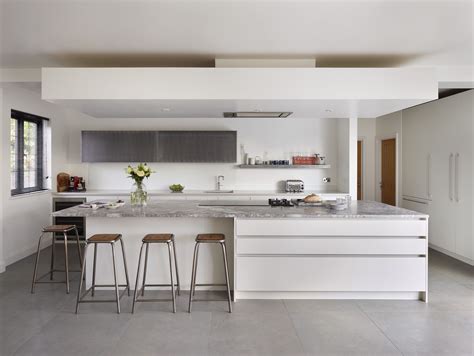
[53, 200, 428, 219]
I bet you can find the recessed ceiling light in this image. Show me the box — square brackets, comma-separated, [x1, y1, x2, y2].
[162, 108, 171, 112]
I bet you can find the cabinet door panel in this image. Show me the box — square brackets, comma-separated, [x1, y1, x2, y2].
[452, 91, 473, 259]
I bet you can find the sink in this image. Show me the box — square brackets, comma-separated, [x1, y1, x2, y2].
[204, 190, 234, 193]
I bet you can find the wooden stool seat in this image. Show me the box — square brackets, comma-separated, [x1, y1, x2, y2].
[42, 225, 76, 233]
[88, 234, 121, 243]
[196, 233, 225, 242]
[143, 234, 174, 243]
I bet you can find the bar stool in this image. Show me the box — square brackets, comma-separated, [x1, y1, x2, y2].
[188, 233, 232, 313]
[132, 234, 180, 313]
[31, 224, 82, 294]
[76, 234, 130, 314]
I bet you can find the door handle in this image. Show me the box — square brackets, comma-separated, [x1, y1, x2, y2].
[449, 153, 454, 201]
[455, 153, 460, 202]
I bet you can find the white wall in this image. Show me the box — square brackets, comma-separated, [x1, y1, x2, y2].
[66, 117, 344, 192]
[0, 85, 92, 267]
[0, 88, 4, 272]
[375, 111, 403, 205]
[358, 118, 376, 201]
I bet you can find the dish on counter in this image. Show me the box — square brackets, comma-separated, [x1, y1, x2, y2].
[79, 200, 125, 210]
[169, 184, 185, 193]
[106, 200, 126, 209]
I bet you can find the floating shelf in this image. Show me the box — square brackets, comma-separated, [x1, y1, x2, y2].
[237, 164, 331, 169]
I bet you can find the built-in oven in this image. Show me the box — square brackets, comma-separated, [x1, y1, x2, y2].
[53, 197, 86, 240]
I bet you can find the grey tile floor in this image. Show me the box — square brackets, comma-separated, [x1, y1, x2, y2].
[0, 247, 472, 355]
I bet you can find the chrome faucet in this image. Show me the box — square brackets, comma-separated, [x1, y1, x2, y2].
[217, 175, 224, 191]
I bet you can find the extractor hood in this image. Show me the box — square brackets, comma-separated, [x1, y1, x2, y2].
[223, 111, 292, 118]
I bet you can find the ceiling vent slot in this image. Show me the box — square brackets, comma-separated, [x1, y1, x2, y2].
[223, 112, 292, 118]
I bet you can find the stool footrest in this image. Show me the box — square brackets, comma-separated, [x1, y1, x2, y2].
[135, 298, 175, 303]
[194, 283, 227, 287]
[34, 270, 81, 284]
[78, 285, 129, 304]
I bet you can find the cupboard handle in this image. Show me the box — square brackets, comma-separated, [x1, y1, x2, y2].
[455, 153, 460, 202]
[427, 154, 432, 199]
[449, 153, 454, 201]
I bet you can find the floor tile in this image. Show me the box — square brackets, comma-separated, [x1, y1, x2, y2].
[209, 310, 304, 355]
[105, 311, 212, 356]
[289, 309, 402, 355]
[13, 313, 132, 356]
[284, 299, 360, 313]
[366, 310, 474, 355]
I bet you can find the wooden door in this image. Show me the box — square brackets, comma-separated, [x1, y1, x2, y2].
[381, 138, 396, 206]
[357, 140, 362, 200]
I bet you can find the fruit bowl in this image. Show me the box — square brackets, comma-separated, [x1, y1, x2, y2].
[169, 184, 185, 193]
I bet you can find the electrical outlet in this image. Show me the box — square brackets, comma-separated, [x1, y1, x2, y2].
[323, 177, 331, 183]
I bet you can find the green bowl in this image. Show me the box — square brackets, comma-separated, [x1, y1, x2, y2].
[169, 184, 184, 193]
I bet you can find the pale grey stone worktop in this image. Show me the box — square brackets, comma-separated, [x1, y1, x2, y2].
[53, 200, 428, 219]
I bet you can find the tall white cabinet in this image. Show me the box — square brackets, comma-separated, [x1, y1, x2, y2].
[402, 90, 473, 265]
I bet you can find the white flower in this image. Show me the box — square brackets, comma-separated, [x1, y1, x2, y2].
[136, 170, 145, 177]
[127, 167, 133, 174]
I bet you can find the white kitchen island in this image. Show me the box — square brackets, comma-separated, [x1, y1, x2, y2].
[53, 200, 429, 302]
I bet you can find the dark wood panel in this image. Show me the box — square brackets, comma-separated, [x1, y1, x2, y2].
[82, 131, 156, 162]
[157, 131, 236, 162]
[381, 138, 396, 206]
[81, 130, 237, 163]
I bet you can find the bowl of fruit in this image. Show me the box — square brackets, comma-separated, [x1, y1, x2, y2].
[169, 184, 185, 193]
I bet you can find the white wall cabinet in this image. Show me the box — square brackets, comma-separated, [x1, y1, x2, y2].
[402, 90, 473, 264]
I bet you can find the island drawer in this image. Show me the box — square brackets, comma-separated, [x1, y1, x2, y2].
[236, 237, 427, 255]
[235, 219, 428, 237]
[236, 256, 427, 291]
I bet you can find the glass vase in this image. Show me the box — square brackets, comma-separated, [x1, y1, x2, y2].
[130, 181, 148, 207]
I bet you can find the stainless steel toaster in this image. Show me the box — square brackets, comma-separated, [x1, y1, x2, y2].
[285, 179, 304, 193]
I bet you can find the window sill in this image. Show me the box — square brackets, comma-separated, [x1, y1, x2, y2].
[9, 189, 52, 200]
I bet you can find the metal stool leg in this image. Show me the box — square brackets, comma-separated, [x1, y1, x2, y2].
[91, 244, 98, 296]
[119, 238, 131, 296]
[188, 242, 199, 313]
[31, 233, 46, 294]
[63, 232, 70, 294]
[75, 243, 90, 314]
[50, 233, 56, 280]
[167, 242, 176, 313]
[221, 242, 232, 313]
[111, 243, 121, 314]
[172, 237, 180, 296]
[193, 243, 200, 296]
[141, 243, 150, 296]
[132, 242, 146, 313]
[74, 227, 83, 268]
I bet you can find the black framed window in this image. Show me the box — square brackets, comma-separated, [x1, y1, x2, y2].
[10, 110, 49, 195]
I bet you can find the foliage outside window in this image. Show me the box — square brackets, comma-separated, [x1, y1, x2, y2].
[10, 110, 49, 195]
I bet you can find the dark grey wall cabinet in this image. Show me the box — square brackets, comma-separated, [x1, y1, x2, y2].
[81, 130, 237, 163]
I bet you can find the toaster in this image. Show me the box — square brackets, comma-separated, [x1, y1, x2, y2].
[285, 179, 304, 193]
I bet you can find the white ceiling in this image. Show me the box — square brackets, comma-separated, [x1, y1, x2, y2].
[1, 0, 472, 68]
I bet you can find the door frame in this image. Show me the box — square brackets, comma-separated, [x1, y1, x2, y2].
[357, 137, 366, 200]
[375, 133, 399, 206]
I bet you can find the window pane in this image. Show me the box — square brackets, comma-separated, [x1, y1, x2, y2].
[23, 121, 38, 188]
[10, 119, 18, 190]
